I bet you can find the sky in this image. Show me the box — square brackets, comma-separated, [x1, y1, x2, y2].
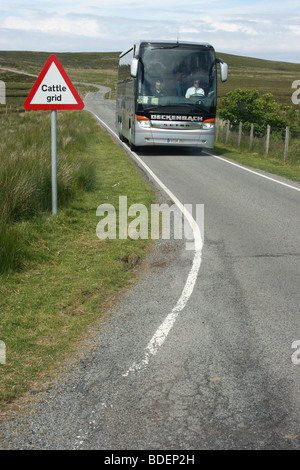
[1, 0, 300, 63]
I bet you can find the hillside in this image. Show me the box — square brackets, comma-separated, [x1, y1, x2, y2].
[216, 52, 300, 106]
[0, 50, 299, 108]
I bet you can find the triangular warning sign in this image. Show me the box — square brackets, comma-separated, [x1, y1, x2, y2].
[24, 55, 84, 110]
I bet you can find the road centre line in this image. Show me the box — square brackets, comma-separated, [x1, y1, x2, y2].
[87, 110, 203, 375]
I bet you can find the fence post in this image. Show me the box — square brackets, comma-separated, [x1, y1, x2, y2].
[249, 123, 254, 151]
[265, 124, 271, 155]
[225, 120, 230, 144]
[238, 121, 242, 148]
[284, 126, 289, 162]
[215, 118, 219, 142]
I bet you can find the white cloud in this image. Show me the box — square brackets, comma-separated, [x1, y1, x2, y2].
[2, 15, 106, 37]
[286, 25, 300, 36]
[0, 1, 300, 62]
[201, 16, 259, 35]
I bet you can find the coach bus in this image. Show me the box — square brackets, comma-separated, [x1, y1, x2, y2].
[116, 40, 228, 150]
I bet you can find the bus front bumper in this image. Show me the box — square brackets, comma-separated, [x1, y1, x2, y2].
[134, 121, 215, 148]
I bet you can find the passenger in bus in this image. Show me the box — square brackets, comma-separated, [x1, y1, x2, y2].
[185, 80, 205, 99]
[175, 71, 185, 96]
[174, 61, 189, 96]
[152, 80, 164, 97]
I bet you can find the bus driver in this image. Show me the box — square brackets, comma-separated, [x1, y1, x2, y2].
[185, 80, 205, 99]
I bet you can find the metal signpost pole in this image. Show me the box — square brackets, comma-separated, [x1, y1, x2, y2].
[51, 110, 58, 216]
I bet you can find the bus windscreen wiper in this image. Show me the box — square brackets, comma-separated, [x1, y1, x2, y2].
[152, 44, 180, 50]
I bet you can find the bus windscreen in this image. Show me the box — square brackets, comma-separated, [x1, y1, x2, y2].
[136, 44, 217, 116]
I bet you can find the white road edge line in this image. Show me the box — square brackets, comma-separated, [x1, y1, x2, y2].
[87, 110, 203, 376]
[207, 152, 300, 192]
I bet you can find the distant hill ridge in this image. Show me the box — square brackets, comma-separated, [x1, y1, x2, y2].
[0, 50, 299, 106]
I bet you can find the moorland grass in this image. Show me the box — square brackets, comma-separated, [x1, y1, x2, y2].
[0, 112, 98, 222]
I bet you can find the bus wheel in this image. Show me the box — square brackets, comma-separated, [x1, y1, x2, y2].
[129, 127, 136, 151]
[118, 122, 125, 141]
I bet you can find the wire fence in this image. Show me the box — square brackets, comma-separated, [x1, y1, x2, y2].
[215, 118, 300, 164]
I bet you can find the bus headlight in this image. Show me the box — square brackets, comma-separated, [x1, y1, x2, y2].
[202, 122, 214, 130]
[202, 118, 215, 130]
[136, 115, 151, 128]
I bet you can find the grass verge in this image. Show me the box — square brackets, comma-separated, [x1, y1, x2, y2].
[214, 142, 300, 183]
[0, 111, 155, 410]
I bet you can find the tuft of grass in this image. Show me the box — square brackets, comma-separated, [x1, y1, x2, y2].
[0, 224, 27, 273]
[0, 111, 98, 225]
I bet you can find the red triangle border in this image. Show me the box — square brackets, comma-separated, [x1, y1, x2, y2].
[24, 55, 84, 110]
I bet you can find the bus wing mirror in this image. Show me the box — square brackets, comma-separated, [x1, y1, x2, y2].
[217, 59, 228, 82]
[220, 62, 228, 82]
[131, 58, 139, 77]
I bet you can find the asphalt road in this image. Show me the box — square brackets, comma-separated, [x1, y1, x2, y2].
[1, 87, 300, 451]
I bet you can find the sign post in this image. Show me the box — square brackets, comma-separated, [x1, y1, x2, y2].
[51, 110, 58, 216]
[24, 55, 84, 216]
